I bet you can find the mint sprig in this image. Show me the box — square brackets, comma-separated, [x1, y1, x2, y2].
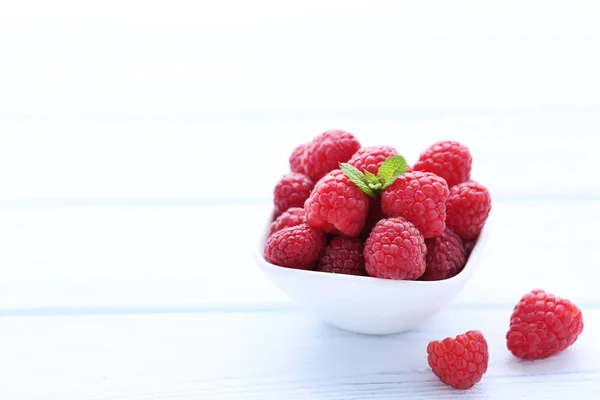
[340, 154, 408, 198]
[339, 163, 377, 197]
[363, 170, 382, 190]
[378, 155, 407, 189]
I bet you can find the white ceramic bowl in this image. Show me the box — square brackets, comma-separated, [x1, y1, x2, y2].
[256, 220, 489, 335]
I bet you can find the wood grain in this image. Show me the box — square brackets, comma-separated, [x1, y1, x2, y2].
[1, 111, 599, 398]
[1, 201, 599, 312]
[1, 111, 599, 202]
[0, 199, 598, 398]
[1, 308, 597, 399]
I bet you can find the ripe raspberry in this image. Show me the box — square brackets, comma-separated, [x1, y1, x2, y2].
[359, 198, 385, 241]
[463, 238, 477, 258]
[305, 170, 369, 237]
[364, 217, 426, 280]
[381, 171, 449, 238]
[289, 143, 308, 174]
[304, 129, 361, 181]
[414, 140, 472, 187]
[506, 289, 584, 360]
[264, 223, 327, 270]
[347, 146, 398, 175]
[317, 236, 366, 276]
[273, 172, 314, 217]
[269, 207, 305, 236]
[421, 228, 465, 281]
[427, 330, 488, 389]
[446, 181, 491, 241]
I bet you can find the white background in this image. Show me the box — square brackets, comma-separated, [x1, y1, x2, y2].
[1, 1, 600, 114]
[1, 0, 600, 204]
[1, 2, 600, 398]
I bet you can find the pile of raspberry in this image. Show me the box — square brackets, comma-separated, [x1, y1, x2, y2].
[263, 130, 585, 390]
[265, 129, 490, 281]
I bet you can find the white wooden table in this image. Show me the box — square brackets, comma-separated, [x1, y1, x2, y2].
[1, 111, 599, 399]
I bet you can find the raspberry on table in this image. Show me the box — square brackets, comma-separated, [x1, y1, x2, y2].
[317, 236, 366, 276]
[421, 228, 466, 281]
[303, 129, 361, 181]
[445, 180, 491, 241]
[381, 171, 449, 238]
[347, 146, 398, 175]
[264, 223, 327, 270]
[506, 289, 584, 360]
[289, 143, 309, 175]
[427, 330, 489, 389]
[273, 172, 314, 217]
[364, 217, 426, 280]
[269, 207, 305, 236]
[304, 170, 369, 237]
[413, 140, 472, 187]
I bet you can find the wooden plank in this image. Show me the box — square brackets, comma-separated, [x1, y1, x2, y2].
[0, 111, 599, 202]
[1, 200, 599, 311]
[0, 308, 597, 399]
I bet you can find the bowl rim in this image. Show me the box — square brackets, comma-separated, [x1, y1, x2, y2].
[255, 214, 490, 287]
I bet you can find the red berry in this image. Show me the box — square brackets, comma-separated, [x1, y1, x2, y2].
[273, 172, 314, 217]
[364, 217, 426, 280]
[264, 223, 327, 270]
[317, 236, 366, 276]
[506, 289, 584, 360]
[359, 198, 385, 241]
[381, 171, 449, 238]
[414, 140, 472, 187]
[305, 170, 369, 237]
[421, 228, 466, 281]
[347, 146, 398, 175]
[427, 330, 489, 389]
[289, 143, 308, 174]
[463, 238, 477, 258]
[446, 181, 491, 241]
[304, 130, 361, 181]
[269, 207, 305, 236]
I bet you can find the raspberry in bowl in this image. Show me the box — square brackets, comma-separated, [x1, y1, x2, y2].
[257, 133, 491, 335]
[256, 219, 489, 334]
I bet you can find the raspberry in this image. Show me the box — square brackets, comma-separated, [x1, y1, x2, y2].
[463, 238, 477, 258]
[427, 330, 488, 389]
[421, 228, 465, 281]
[506, 289, 584, 360]
[347, 146, 398, 175]
[305, 170, 369, 237]
[414, 140, 472, 187]
[381, 171, 449, 238]
[317, 236, 366, 276]
[264, 223, 327, 270]
[364, 217, 426, 280]
[446, 181, 491, 241]
[269, 207, 305, 236]
[273, 172, 314, 217]
[304, 130, 361, 181]
[359, 198, 385, 241]
[289, 143, 308, 174]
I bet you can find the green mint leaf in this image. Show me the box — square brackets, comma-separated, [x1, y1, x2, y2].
[377, 155, 407, 182]
[378, 155, 408, 190]
[364, 170, 382, 190]
[364, 170, 379, 185]
[339, 163, 377, 198]
[369, 183, 382, 191]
